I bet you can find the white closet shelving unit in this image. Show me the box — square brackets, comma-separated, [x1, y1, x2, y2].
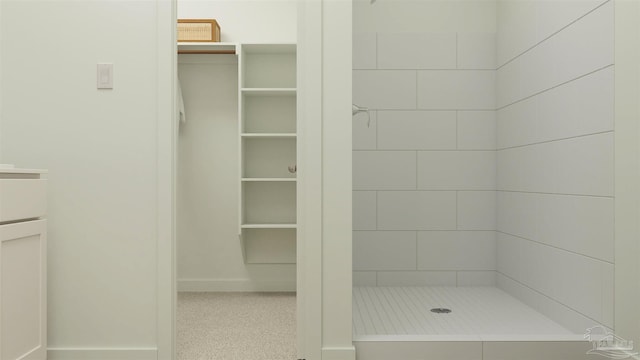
[239, 43, 297, 264]
[178, 41, 297, 265]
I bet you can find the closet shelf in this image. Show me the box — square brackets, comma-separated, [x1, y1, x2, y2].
[178, 42, 237, 54]
[242, 43, 296, 54]
[242, 178, 296, 182]
[241, 224, 297, 229]
[241, 88, 296, 96]
[241, 133, 296, 138]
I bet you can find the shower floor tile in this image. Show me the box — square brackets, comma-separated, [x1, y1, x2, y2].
[353, 286, 582, 341]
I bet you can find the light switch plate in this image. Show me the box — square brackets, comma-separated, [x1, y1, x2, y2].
[97, 63, 113, 89]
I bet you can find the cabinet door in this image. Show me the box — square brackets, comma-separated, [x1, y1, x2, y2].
[0, 220, 47, 360]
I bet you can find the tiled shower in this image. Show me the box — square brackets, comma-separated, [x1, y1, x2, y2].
[352, 0, 614, 338]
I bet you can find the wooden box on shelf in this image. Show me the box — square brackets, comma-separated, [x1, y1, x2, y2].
[177, 19, 221, 42]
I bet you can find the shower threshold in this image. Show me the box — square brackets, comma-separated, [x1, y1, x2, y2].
[353, 286, 594, 360]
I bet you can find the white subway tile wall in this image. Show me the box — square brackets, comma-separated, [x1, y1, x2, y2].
[376, 191, 457, 230]
[417, 151, 496, 190]
[353, 151, 417, 190]
[458, 111, 497, 150]
[352, 0, 614, 334]
[353, 231, 417, 271]
[458, 191, 497, 231]
[457, 33, 497, 70]
[377, 33, 457, 70]
[353, 191, 377, 231]
[376, 271, 457, 287]
[353, 32, 377, 70]
[353, 24, 498, 287]
[377, 111, 456, 150]
[417, 231, 496, 271]
[353, 70, 417, 110]
[496, 0, 614, 331]
[457, 271, 497, 287]
[353, 111, 377, 150]
[417, 70, 496, 110]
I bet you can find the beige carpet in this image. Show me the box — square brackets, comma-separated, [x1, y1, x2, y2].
[177, 292, 297, 360]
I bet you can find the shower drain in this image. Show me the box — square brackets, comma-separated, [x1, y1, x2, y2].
[430, 308, 452, 314]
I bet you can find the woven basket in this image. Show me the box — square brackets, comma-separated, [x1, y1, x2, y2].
[178, 19, 220, 42]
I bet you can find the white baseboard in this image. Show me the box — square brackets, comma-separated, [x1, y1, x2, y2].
[177, 278, 296, 292]
[322, 346, 357, 360]
[47, 348, 157, 360]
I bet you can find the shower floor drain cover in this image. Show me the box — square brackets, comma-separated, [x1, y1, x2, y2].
[430, 308, 452, 314]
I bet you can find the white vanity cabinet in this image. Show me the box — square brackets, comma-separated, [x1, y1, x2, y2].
[0, 168, 47, 360]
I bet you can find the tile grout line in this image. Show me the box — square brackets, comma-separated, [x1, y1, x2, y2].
[497, 230, 614, 265]
[353, 230, 496, 233]
[353, 149, 497, 152]
[455, 191, 459, 230]
[354, 68, 496, 71]
[362, 108, 495, 112]
[415, 150, 419, 190]
[495, 189, 613, 199]
[456, 32, 459, 70]
[496, 271, 611, 329]
[496, 130, 614, 151]
[496, 64, 614, 110]
[375, 111, 379, 150]
[455, 110, 459, 150]
[359, 269, 499, 273]
[415, 231, 418, 271]
[375, 190, 378, 231]
[415, 70, 419, 109]
[375, 32, 379, 69]
[496, 0, 611, 71]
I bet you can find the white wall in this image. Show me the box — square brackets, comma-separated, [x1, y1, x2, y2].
[178, 0, 297, 43]
[352, 0, 498, 287]
[496, 0, 614, 333]
[0, 0, 160, 358]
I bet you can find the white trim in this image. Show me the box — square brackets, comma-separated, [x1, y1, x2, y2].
[614, 0, 640, 347]
[47, 348, 158, 360]
[320, 0, 355, 358]
[297, 1, 323, 359]
[177, 279, 296, 292]
[321, 347, 358, 360]
[156, 0, 177, 359]
[297, 1, 355, 359]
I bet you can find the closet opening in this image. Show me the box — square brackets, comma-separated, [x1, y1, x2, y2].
[174, 4, 300, 359]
